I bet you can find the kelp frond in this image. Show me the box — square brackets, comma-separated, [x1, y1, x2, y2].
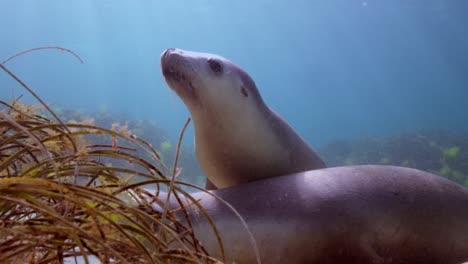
[0, 47, 223, 264]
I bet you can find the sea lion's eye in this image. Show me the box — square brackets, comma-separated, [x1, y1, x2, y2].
[240, 86, 248, 97]
[208, 58, 223, 75]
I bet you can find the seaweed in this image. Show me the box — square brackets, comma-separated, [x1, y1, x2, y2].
[0, 47, 224, 263]
[53, 108, 206, 187]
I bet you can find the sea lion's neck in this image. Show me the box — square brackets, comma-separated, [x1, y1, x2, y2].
[192, 105, 315, 188]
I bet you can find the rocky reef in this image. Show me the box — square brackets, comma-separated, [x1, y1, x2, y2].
[319, 130, 468, 186]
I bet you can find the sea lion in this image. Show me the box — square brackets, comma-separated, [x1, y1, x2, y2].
[168, 165, 468, 264]
[161, 48, 326, 189]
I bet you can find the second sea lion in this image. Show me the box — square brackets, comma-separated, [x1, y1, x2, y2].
[153, 166, 468, 264]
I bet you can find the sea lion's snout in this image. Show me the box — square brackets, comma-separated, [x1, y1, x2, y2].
[160, 48, 198, 100]
[161, 48, 187, 65]
[162, 48, 176, 57]
[160, 48, 182, 81]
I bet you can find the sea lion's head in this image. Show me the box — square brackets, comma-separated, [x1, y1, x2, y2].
[161, 48, 266, 120]
[160, 48, 325, 188]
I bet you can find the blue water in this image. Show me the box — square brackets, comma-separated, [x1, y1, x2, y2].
[1, 0, 467, 147]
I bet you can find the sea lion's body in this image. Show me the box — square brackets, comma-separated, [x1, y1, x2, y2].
[179, 166, 468, 264]
[161, 48, 325, 189]
[160, 49, 468, 263]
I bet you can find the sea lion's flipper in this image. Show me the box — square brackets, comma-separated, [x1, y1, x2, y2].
[205, 179, 217, 190]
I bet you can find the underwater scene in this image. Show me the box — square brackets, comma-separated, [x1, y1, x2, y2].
[1, 0, 468, 263]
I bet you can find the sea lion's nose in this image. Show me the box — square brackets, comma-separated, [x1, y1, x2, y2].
[162, 48, 175, 58]
[161, 48, 187, 61]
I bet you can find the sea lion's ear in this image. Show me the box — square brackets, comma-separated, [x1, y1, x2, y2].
[240, 85, 249, 97]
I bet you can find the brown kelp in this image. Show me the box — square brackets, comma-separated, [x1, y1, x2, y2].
[0, 47, 223, 263]
[52, 108, 206, 187]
